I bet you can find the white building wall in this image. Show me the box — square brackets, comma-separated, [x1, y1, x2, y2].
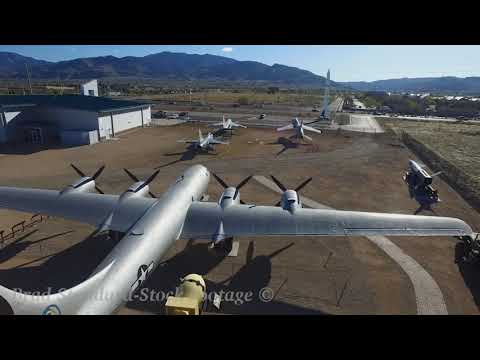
[81, 80, 99, 97]
[113, 110, 142, 133]
[142, 106, 151, 125]
[98, 115, 112, 139]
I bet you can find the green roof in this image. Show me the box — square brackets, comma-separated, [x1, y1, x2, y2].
[0, 95, 150, 113]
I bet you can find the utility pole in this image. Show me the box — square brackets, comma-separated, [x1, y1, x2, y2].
[25, 63, 33, 95]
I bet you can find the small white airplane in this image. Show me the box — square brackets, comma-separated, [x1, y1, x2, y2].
[276, 118, 322, 141]
[211, 115, 246, 132]
[0, 164, 474, 314]
[177, 129, 228, 151]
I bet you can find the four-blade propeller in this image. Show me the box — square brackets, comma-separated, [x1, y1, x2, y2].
[70, 163, 105, 194]
[270, 175, 313, 206]
[212, 173, 253, 204]
[123, 168, 160, 198]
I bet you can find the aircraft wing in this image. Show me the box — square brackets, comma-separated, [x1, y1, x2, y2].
[181, 202, 473, 239]
[0, 187, 157, 232]
[209, 139, 229, 145]
[277, 124, 294, 131]
[177, 139, 198, 144]
[302, 125, 323, 134]
[209, 122, 224, 127]
[231, 122, 247, 128]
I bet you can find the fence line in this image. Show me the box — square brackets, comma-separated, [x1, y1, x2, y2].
[401, 131, 480, 213]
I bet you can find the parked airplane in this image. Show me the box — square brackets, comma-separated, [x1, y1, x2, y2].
[177, 129, 228, 151]
[403, 159, 442, 214]
[211, 115, 246, 134]
[320, 69, 330, 119]
[0, 164, 474, 314]
[276, 118, 322, 141]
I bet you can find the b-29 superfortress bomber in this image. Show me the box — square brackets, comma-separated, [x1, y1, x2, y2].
[0, 163, 475, 314]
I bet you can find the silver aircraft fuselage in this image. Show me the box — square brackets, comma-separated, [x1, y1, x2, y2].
[77, 165, 210, 314]
[198, 133, 214, 149]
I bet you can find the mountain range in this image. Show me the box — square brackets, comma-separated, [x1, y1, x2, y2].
[2, 51, 479, 93]
[0, 51, 337, 89]
[342, 77, 480, 94]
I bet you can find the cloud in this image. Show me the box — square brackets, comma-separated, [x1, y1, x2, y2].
[222, 47, 233, 53]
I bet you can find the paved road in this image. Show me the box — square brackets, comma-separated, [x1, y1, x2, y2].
[353, 98, 366, 110]
[253, 175, 449, 315]
[377, 115, 480, 124]
[340, 114, 384, 133]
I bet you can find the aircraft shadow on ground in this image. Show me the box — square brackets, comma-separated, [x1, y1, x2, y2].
[127, 240, 327, 315]
[0, 230, 327, 315]
[268, 137, 310, 156]
[156, 144, 217, 169]
[455, 242, 480, 311]
[0, 229, 74, 265]
[0, 230, 116, 295]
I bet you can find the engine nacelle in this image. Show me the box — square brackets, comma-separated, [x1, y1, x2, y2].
[280, 189, 301, 212]
[219, 187, 240, 208]
[60, 177, 96, 195]
[122, 181, 150, 199]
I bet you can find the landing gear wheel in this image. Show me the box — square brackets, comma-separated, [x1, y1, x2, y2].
[209, 237, 233, 255]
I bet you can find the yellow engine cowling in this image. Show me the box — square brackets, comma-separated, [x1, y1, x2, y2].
[165, 274, 206, 315]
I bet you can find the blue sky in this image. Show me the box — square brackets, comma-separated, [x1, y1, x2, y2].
[1, 45, 480, 82]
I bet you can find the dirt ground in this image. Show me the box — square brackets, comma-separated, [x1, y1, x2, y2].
[1, 123, 479, 315]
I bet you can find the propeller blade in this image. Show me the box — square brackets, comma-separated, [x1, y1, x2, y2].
[295, 177, 313, 192]
[92, 165, 106, 180]
[236, 175, 253, 190]
[70, 163, 86, 177]
[144, 170, 160, 185]
[123, 168, 140, 182]
[234, 175, 253, 199]
[270, 175, 287, 192]
[212, 173, 228, 189]
[95, 186, 104, 194]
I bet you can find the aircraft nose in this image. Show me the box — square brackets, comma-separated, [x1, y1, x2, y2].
[193, 164, 210, 179]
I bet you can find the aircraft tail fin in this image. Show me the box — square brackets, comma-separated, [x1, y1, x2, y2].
[322, 69, 330, 118]
[0, 261, 114, 315]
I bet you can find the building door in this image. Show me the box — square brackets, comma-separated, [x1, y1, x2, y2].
[23, 128, 43, 144]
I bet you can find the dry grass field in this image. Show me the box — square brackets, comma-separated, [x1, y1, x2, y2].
[133, 90, 330, 107]
[380, 119, 480, 183]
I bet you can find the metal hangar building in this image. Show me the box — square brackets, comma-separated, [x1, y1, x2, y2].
[0, 95, 151, 146]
